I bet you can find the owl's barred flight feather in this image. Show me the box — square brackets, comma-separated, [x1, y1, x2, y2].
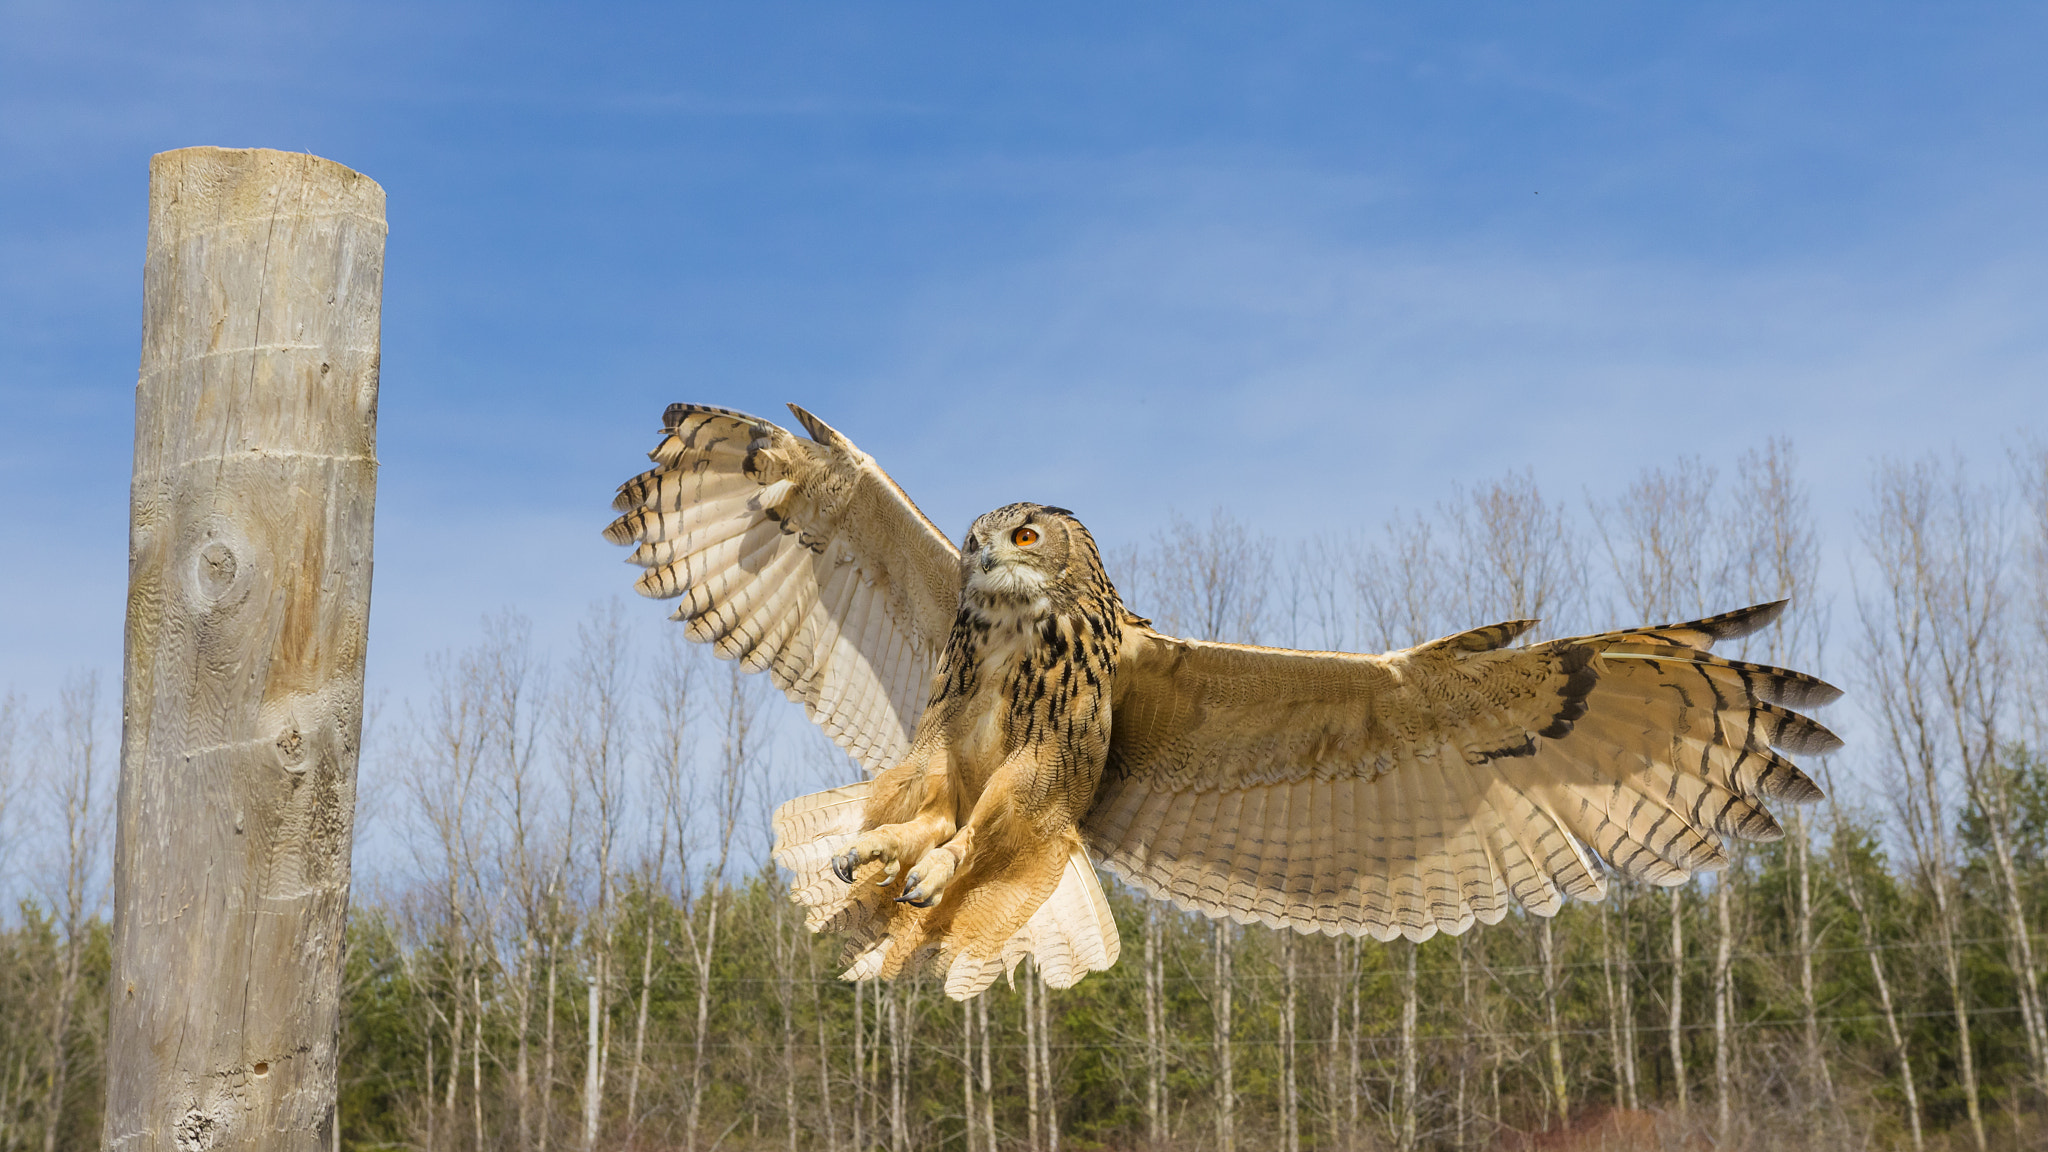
[607, 404, 1842, 997]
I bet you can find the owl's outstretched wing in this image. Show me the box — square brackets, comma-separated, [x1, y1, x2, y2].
[604, 404, 961, 774]
[1084, 602, 1840, 942]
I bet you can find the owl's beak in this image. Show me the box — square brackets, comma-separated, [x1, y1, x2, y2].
[979, 547, 997, 573]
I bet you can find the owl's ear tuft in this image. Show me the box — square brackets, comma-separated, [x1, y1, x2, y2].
[788, 404, 857, 454]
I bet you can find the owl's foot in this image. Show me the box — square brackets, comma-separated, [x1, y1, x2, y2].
[898, 844, 964, 908]
[831, 818, 952, 887]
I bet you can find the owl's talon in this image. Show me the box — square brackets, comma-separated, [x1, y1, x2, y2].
[838, 821, 951, 893]
[899, 845, 960, 907]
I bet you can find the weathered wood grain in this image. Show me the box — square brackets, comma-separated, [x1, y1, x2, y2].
[104, 147, 384, 1152]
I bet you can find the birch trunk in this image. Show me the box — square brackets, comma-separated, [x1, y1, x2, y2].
[1539, 920, 1566, 1129]
[1601, 906, 1625, 1109]
[580, 976, 601, 1152]
[852, 980, 865, 1152]
[1792, 808, 1833, 1110]
[1040, 968, 1060, 1152]
[1618, 890, 1637, 1111]
[105, 146, 383, 1152]
[626, 882, 658, 1142]
[888, 984, 907, 1152]
[962, 1001, 976, 1152]
[41, 678, 101, 1152]
[541, 902, 561, 1152]
[1025, 970, 1041, 1152]
[1282, 931, 1299, 1152]
[977, 996, 994, 1152]
[1400, 940, 1420, 1151]
[1214, 923, 1235, 1152]
[809, 941, 837, 1152]
[1328, 937, 1347, 1152]
[1713, 880, 1732, 1148]
[1838, 830, 1922, 1152]
[516, 938, 534, 1152]
[471, 973, 485, 1152]
[782, 928, 797, 1152]
[1973, 768, 2048, 1092]
[1144, 908, 1165, 1146]
[1349, 943, 1361, 1150]
[1668, 888, 1687, 1122]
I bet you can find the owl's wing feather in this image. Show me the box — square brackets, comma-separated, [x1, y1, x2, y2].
[605, 404, 961, 774]
[1085, 601, 1840, 941]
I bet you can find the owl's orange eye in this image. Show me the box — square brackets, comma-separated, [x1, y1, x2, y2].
[1011, 526, 1040, 547]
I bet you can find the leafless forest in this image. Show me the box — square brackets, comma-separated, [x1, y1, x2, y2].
[7, 442, 2048, 1152]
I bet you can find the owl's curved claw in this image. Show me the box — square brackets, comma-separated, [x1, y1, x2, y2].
[831, 849, 858, 885]
[898, 845, 960, 907]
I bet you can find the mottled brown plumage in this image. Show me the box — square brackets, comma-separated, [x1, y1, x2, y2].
[605, 403, 1844, 999]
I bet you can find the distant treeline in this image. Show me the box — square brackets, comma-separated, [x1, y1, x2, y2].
[5, 441, 2048, 1152]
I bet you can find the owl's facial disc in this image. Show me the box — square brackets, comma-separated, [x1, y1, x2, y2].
[963, 504, 1063, 600]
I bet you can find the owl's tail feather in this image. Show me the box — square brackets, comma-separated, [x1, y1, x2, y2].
[771, 783, 871, 929]
[771, 783, 1122, 999]
[941, 843, 1122, 1000]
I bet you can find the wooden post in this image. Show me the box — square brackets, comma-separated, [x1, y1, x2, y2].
[103, 148, 385, 1152]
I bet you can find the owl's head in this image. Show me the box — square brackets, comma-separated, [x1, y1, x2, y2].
[959, 502, 1104, 605]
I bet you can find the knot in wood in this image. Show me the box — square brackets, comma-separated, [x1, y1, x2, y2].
[275, 727, 305, 771]
[196, 541, 237, 599]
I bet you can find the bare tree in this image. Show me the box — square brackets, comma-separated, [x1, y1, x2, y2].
[667, 653, 754, 1152]
[1399, 941, 1422, 1149]
[1598, 901, 1637, 1111]
[978, 993, 996, 1152]
[1722, 441, 1834, 1118]
[1827, 785, 1923, 1152]
[1148, 509, 1273, 644]
[624, 831, 667, 1148]
[1594, 457, 1720, 1125]
[404, 643, 492, 1149]
[467, 612, 554, 1152]
[626, 631, 691, 1145]
[1024, 968, 1042, 1152]
[1538, 921, 1567, 1130]
[774, 896, 800, 1152]
[1039, 966, 1060, 1152]
[1281, 930, 1301, 1152]
[559, 602, 635, 1152]
[1711, 873, 1733, 1146]
[1452, 473, 1584, 1127]
[1858, 456, 2003, 1152]
[1140, 509, 1271, 1152]
[0, 691, 21, 889]
[888, 982, 908, 1152]
[1143, 907, 1167, 1147]
[36, 674, 110, 1152]
[1449, 470, 1584, 631]
[2025, 442, 2048, 743]
[961, 999, 977, 1152]
[1354, 516, 1447, 649]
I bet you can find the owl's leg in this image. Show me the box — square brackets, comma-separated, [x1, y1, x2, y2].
[832, 748, 959, 888]
[898, 825, 971, 907]
[898, 752, 1051, 908]
[907, 762, 1078, 964]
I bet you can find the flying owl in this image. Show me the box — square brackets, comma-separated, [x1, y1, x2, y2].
[604, 403, 1840, 1000]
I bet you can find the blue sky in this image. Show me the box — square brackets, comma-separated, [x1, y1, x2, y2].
[4, 1, 2045, 729]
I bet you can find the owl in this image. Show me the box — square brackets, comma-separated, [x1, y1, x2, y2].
[605, 404, 1840, 999]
